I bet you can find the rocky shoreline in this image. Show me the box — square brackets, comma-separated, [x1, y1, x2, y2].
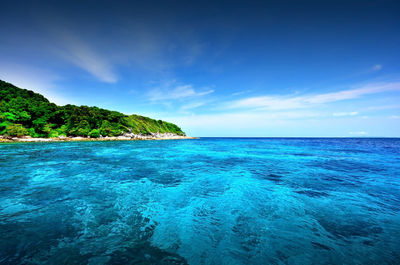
[0, 133, 197, 143]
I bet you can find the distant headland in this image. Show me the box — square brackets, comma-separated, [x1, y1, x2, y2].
[0, 80, 194, 142]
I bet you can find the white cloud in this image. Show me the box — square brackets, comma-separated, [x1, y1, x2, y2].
[166, 111, 323, 130]
[332, 111, 358, 117]
[349, 131, 367, 136]
[164, 110, 361, 137]
[351, 64, 383, 77]
[226, 96, 304, 110]
[372, 64, 383, 71]
[305, 82, 400, 104]
[56, 31, 117, 83]
[180, 101, 207, 110]
[231, 90, 252, 96]
[148, 84, 214, 101]
[366, 104, 400, 110]
[225, 82, 400, 111]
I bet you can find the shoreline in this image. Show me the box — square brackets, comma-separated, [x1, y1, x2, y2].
[0, 133, 197, 143]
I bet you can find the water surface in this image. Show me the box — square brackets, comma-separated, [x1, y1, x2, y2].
[1, 138, 400, 264]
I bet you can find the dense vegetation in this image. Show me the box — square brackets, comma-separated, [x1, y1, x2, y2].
[0, 80, 185, 138]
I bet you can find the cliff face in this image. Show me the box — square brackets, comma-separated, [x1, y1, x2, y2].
[0, 80, 185, 138]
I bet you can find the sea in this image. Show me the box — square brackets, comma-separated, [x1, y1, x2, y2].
[1, 138, 400, 264]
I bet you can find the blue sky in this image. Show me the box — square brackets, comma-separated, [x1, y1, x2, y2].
[1, 0, 399, 136]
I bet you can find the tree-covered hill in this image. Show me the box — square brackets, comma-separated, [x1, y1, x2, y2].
[0, 80, 185, 138]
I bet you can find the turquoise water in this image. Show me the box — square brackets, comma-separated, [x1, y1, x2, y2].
[1, 138, 400, 264]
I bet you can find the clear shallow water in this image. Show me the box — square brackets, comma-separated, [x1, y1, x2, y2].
[1, 138, 400, 265]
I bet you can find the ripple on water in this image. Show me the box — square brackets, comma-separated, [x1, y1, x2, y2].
[0, 138, 400, 264]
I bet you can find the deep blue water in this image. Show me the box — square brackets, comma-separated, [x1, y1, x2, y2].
[1, 138, 400, 264]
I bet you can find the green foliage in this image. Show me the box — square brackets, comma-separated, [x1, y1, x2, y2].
[0, 80, 185, 138]
[48, 130, 59, 138]
[123, 115, 185, 136]
[88, 129, 100, 138]
[0, 121, 12, 134]
[6, 124, 28, 137]
[28, 128, 39, 137]
[0, 112, 16, 121]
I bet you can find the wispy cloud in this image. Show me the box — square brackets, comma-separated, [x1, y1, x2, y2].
[305, 82, 399, 104]
[226, 96, 304, 110]
[366, 104, 400, 111]
[332, 111, 358, 117]
[224, 82, 400, 111]
[163, 110, 343, 137]
[40, 10, 207, 80]
[180, 101, 208, 110]
[351, 64, 383, 77]
[148, 84, 214, 101]
[231, 90, 252, 96]
[349, 131, 367, 136]
[372, 64, 383, 71]
[58, 33, 117, 83]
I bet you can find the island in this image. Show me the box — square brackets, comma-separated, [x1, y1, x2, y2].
[0, 80, 194, 142]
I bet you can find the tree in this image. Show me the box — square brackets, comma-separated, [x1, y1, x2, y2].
[6, 124, 28, 137]
[0, 112, 16, 121]
[89, 129, 100, 138]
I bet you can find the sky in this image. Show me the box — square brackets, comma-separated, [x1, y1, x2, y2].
[0, 0, 399, 137]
